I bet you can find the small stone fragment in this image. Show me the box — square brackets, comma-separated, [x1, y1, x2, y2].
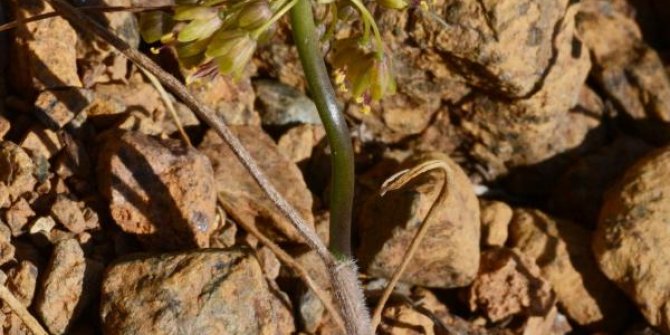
[10, 0, 81, 92]
[19, 125, 63, 160]
[509, 209, 632, 332]
[100, 248, 290, 335]
[255, 80, 321, 126]
[29, 216, 56, 235]
[189, 75, 259, 126]
[199, 127, 314, 243]
[98, 131, 217, 250]
[0, 115, 10, 140]
[379, 288, 487, 335]
[358, 152, 480, 288]
[467, 248, 554, 323]
[7, 261, 38, 306]
[595, 145, 670, 333]
[479, 200, 512, 247]
[0, 223, 14, 266]
[4, 198, 35, 237]
[0, 142, 37, 203]
[50, 195, 88, 234]
[36, 239, 103, 335]
[277, 124, 326, 164]
[33, 88, 93, 129]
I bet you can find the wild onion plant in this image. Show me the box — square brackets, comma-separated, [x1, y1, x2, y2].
[138, 0, 402, 257]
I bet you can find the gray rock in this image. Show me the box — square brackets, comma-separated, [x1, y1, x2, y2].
[255, 80, 321, 126]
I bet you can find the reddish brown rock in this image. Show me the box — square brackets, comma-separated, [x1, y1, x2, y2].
[98, 131, 217, 250]
[76, 0, 139, 85]
[0, 142, 36, 205]
[509, 209, 632, 332]
[358, 152, 480, 288]
[3, 198, 35, 237]
[100, 248, 293, 335]
[467, 248, 554, 323]
[410, 0, 570, 98]
[459, 4, 593, 180]
[50, 195, 89, 234]
[379, 288, 487, 335]
[577, 1, 670, 143]
[36, 239, 103, 335]
[479, 200, 512, 247]
[199, 127, 314, 243]
[189, 75, 259, 126]
[33, 88, 93, 129]
[277, 124, 325, 164]
[7, 261, 38, 306]
[595, 146, 670, 333]
[0, 223, 14, 266]
[9, 0, 81, 94]
[19, 125, 63, 159]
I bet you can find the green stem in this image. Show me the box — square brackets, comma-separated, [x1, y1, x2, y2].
[290, 0, 355, 257]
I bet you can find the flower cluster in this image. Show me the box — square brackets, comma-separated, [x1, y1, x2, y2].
[139, 0, 280, 78]
[139, 0, 401, 101]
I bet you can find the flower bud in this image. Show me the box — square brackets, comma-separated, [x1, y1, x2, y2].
[176, 38, 210, 59]
[237, 0, 273, 30]
[377, 0, 408, 10]
[174, 5, 218, 21]
[177, 16, 223, 42]
[370, 56, 396, 100]
[215, 37, 257, 76]
[205, 30, 251, 58]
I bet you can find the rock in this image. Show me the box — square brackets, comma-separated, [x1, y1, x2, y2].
[479, 200, 512, 247]
[76, 0, 139, 85]
[50, 195, 90, 234]
[87, 72, 199, 137]
[277, 124, 325, 164]
[36, 239, 103, 335]
[0, 142, 36, 204]
[467, 248, 554, 323]
[379, 288, 487, 335]
[199, 127, 315, 243]
[357, 152, 480, 288]
[411, 0, 569, 98]
[577, 1, 670, 143]
[3, 198, 35, 237]
[459, 3, 594, 181]
[255, 80, 321, 126]
[0, 116, 9, 140]
[509, 209, 632, 332]
[595, 145, 670, 333]
[6, 261, 38, 306]
[550, 135, 652, 226]
[0, 223, 14, 266]
[33, 88, 93, 129]
[100, 248, 292, 335]
[98, 131, 217, 250]
[9, 0, 81, 93]
[19, 125, 63, 160]
[189, 75, 259, 126]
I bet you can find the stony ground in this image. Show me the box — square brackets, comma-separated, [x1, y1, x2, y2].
[1, 0, 670, 334]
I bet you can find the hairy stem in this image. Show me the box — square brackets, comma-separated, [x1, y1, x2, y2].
[290, 0, 355, 258]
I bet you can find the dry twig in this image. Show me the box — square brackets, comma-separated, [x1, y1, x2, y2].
[139, 67, 193, 147]
[0, 285, 48, 335]
[41, 1, 369, 332]
[370, 160, 452, 333]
